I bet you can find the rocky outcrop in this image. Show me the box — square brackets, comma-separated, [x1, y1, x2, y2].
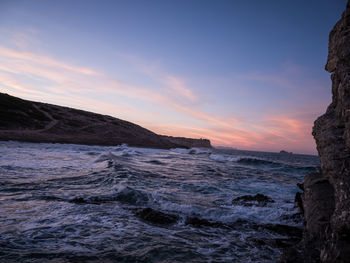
[161, 135, 211, 148]
[135, 208, 179, 225]
[231, 193, 275, 207]
[0, 93, 211, 149]
[282, 1, 350, 262]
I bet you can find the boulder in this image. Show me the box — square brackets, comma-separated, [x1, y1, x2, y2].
[232, 193, 275, 207]
[135, 208, 179, 226]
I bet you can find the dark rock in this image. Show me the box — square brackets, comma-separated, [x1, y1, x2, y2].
[232, 193, 275, 207]
[113, 187, 149, 205]
[282, 1, 350, 261]
[280, 150, 293, 155]
[248, 224, 303, 255]
[0, 93, 211, 149]
[303, 173, 335, 237]
[294, 192, 304, 214]
[70, 197, 87, 204]
[273, 237, 301, 248]
[297, 183, 304, 191]
[237, 158, 276, 166]
[280, 213, 303, 224]
[163, 136, 212, 148]
[280, 247, 305, 263]
[69, 197, 107, 205]
[261, 224, 303, 238]
[135, 208, 179, 225]
[249, 236, 300, 249]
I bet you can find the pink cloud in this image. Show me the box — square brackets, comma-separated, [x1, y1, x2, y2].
[0, 32, 320, 154]
[163, 75, 196, 101]
[0, 46, 100, 76]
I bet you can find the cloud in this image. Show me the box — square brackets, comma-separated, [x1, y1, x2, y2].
[0, 29, 324, 154]
[164, 75, 196, 101]
[0, 46, 100, 76]
[120, 53, 198, 104]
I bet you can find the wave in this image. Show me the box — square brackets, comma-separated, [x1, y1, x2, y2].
[94, 148, 141, 163]
[237, 158, 316, 173]
[209, 155, 280, 166]
[237, 158, 281, 166]
[147, 160, 165, 165]
[209, 154, 316, 172]
[95, 152, 119, 162]
[209, 154, 241, 162]
[150, 198, 299, 227]
[69, 186, 150, 206]
[170, 148, 212, 155]
[113, 186, 150, 205]
[37, 190, 299, 227]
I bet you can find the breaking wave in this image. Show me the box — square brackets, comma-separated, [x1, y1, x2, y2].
[0, 141, 319, 263]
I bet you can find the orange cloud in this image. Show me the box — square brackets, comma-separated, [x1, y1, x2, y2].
[0, 31, 319, 154]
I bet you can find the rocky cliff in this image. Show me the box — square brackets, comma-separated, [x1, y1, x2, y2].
[282, 1, 350, 262]
[161, 135, 211, 148]
[0, 93, 212, 149]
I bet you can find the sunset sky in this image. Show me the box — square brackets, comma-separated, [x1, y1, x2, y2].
[0, 0, 347, 154]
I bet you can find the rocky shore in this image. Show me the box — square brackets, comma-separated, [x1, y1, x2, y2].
[282, 1, 350, 262]
[0, 93, 211, 149]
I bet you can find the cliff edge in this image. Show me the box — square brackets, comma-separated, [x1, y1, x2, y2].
[0, 93, 211, 149]
[282, 1, 350, 262]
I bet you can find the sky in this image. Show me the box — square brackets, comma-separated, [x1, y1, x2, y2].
[0, 0, 347, 154]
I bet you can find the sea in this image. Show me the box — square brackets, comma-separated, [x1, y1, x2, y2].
[0, 141, 319, 263]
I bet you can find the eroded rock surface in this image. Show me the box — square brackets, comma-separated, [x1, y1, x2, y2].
[282, 1, 350, 262]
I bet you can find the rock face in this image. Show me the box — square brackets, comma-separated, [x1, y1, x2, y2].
[282, 2, 350, 262]
[231, 193, 275, 207]
[161, 135, 211, 148]
[135, 208, 179, 225]
[0, 93, 211, 149]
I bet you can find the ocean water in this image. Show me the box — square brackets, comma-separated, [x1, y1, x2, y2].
[0, 141, 319, 263]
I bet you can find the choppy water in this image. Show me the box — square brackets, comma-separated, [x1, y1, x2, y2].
[0, 141, 319, 263]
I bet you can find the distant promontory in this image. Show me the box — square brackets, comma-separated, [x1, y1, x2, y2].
[0, 93, 211, 149]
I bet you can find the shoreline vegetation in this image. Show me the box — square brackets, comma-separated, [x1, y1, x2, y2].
[0, 92, 211, 149]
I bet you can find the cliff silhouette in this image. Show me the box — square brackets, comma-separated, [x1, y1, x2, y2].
[0, 93, 211, 149]
[282, 1, 350, 262]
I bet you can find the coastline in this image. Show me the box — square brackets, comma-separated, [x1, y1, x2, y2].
[0, 93, 211, 150]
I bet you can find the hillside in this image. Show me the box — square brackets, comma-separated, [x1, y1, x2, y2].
[0, 93, 211, 149]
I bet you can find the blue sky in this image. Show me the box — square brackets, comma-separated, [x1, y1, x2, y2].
[0, 0, 347, 154]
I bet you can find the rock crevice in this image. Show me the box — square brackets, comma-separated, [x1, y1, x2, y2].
[282, 1, 350, 262]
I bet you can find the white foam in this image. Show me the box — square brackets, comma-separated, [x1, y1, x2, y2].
[95, 151, 119, 162]
[170, 147, 212, 155]
[170, 148, 191, 154]
[189, 148, 212, 155]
